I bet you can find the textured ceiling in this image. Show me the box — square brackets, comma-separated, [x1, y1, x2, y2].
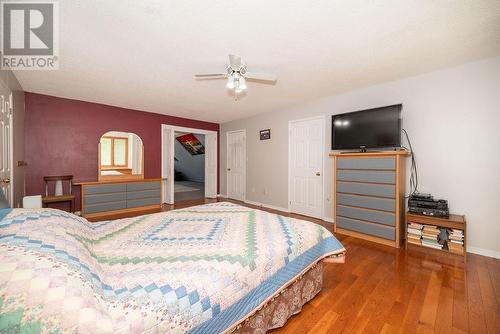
[12, 0, 500, 123]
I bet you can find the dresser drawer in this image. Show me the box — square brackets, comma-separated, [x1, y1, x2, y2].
[126, 189, 161, 200]
[336, 181, 395, 198]
[127, 197, 161, 208]
[127, 182, 161, 192]
[84, 183, 126, 194]
[336, 216, 395, 240]
[337, 170, 396, 184]
[84, 192, 127, 205]
[337, 205, 395, 226]
[337, 193, 395, 212]
[337, 157, 395, 170]
[85, 201, 127, 214]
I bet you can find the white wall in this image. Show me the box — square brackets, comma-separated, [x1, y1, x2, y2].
[220, 56, 500, 258]
[175, 133, 205, 182]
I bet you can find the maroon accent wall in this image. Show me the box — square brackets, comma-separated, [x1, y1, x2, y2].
[24, 93, 219, 211]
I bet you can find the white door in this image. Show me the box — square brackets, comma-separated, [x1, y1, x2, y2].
[227, 130, 246, 201]
[289, 117, 324, 218]
[0, 83, 12, 205]
[204, 133, 217, 198]
[162, 126, 175, 204]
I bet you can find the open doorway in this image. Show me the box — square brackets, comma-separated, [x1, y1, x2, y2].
[174, 132, 205, 201]
[161, 125, 217, 204]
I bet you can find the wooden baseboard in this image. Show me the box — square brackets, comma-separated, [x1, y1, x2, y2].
[335, 227, 399, 248]
[83, 205, 162, 222]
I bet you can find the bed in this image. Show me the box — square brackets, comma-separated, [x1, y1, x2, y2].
[0, 202, 345, 333]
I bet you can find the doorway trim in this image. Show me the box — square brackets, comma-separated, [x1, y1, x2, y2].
[226, 129, 246, 202]
[161, 124, 218, 204]
[287, 115, 326, 219]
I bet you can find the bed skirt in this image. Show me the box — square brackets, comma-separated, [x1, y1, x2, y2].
[232, 260, 324, 334]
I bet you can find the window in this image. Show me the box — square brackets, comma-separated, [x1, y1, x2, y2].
[100, 136, 128, 167]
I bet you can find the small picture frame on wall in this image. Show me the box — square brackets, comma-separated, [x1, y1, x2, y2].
[260, 129, 271, 140]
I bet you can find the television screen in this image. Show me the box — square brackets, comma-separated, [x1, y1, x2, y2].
[332, 104, 402, 150]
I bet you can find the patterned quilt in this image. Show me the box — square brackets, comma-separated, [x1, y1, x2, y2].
[0, 202, 345, 333]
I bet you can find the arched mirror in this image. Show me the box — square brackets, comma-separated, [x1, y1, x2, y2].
[98, 131, 144, 180]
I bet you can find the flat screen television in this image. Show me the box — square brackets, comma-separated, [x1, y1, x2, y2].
[332, 104, 402, 150]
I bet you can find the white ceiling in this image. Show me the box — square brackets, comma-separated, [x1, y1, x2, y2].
[13, 0, 500, 123]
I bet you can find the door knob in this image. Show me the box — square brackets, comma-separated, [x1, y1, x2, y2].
[227, 168, 231, 171]
[0, 178, 10, 184]
[315, 172, 321, 176]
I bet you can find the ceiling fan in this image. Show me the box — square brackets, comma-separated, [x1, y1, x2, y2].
[194, 54, 277, 98]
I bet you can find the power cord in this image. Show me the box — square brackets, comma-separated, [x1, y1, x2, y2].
[402, 128, 418, 197]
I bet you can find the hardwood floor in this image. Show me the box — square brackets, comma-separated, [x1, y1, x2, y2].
[174, 181, 205, 201]
[163, 198, 500, 334]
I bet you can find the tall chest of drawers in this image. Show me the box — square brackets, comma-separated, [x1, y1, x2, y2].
[331, 151, 410, 248]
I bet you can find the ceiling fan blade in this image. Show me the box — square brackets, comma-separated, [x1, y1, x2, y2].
[245, 71, 277, 82]
[228, 54, 242, 70]
[194, 73, 227, 80]
[194, 73, 227, 78]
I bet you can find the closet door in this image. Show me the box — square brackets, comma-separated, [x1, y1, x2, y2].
[226, 130, 246, 201]
[0, 83, 12, 206]
[289, 117, 324, 219]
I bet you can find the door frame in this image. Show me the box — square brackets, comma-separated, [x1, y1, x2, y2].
[226, 129, 246, 202]
[287, 115, 326, 219]
[161, 124, 218, 204]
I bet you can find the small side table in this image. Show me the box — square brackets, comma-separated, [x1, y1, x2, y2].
[406, 213, 466, 267]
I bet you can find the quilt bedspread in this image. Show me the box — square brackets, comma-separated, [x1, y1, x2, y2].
[0, 202, 345, 333]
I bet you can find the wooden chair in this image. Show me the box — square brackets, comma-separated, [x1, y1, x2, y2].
[42, 175, 75, 212]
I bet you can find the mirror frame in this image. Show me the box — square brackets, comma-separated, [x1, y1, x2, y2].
[98, 132, 144, 181]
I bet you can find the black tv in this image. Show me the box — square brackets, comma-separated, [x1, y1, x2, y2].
[332, 104, 402, 151]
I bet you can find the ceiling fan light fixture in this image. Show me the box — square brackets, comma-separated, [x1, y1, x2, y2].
[239, 76, 247, 90]
[226, 76, 235, 89]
